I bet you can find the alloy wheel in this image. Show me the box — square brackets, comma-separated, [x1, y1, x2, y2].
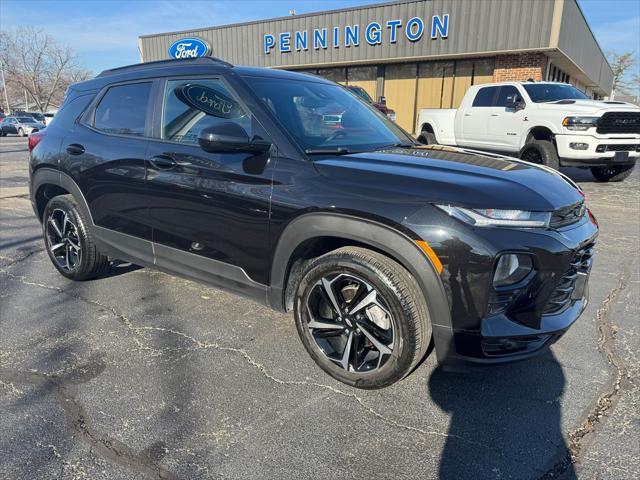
[521, 147, 542, 164]
[305, 273, 395, 373]
[46, 208, 82, 272]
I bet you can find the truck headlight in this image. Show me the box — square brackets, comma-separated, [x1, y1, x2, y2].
[435, 205, 551, 228]
[562, 116, 599, 131]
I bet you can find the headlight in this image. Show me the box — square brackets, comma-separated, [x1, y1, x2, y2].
[435, 205, 551, 228]
[562, 116, 599, 131]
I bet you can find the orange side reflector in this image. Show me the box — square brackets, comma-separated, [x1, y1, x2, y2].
[415, 240, 443, 274]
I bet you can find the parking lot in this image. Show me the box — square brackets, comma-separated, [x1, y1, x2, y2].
[0, 135, 638, 479]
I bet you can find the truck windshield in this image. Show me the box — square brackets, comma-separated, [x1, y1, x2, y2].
[242, 76, 412, 154]
[523, 84, 590, 103]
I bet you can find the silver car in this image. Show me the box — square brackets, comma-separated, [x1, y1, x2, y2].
[0, 116, 45, 136]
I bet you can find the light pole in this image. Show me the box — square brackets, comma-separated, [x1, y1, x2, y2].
[0, 59, 10, 114]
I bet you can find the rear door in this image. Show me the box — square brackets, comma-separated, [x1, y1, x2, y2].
[61, 80, 155, 263]
[487, 85, 527, 152]
[144, 75, 274, 294]
[457, 86, 498, 148]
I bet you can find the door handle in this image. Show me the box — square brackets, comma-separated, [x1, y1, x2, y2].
[149, 155, 177, 170]
[490, 113, 499, 117]
[464, 113, 472, 117]
[66, 144, 85, 155]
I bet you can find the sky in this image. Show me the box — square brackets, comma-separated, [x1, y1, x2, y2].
[1, 0, 639, 75]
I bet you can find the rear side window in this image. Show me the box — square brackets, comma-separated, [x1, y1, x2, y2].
[472, 87, 498, 107]
[94, 82, 151, 136]
[162, 78, 251, 144]
[495, 86, 523, 107]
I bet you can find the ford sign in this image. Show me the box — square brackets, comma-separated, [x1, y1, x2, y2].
[168, 37, 210, 59]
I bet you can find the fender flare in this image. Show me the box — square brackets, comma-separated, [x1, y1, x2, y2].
[31, 168, 95, 226]
[519, 122, 559, 150]
[268, 212, 451, 328]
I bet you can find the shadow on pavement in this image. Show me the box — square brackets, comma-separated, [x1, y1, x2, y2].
[428, 351, 576, 479]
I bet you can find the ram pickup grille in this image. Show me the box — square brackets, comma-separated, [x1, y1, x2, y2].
[550, 201, 585, 228]
[596, 112, 640, 134]
[596, 144, 640, 152]
[543, 243, 594, 315]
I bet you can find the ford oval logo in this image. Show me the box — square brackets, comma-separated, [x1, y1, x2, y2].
[168, 37, 210, 59]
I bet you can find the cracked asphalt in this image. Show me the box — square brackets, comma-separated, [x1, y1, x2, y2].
[1, 136, 638, 480]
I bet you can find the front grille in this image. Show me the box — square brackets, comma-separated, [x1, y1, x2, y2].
[550, 201, 585, 228]
[596, 112, 640, 134]
[596, 144, 639, 152]
[543, 243, 594, 314]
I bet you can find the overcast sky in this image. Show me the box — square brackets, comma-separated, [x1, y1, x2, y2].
[1, 0, 639, 75]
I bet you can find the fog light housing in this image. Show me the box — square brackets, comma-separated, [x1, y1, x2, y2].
[569, 142, 589, 150]
[596, 145, 607, 153]
[493, 254, 533, 287]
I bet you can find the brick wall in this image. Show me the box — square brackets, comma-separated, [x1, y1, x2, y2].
[492, 53, 547, 82]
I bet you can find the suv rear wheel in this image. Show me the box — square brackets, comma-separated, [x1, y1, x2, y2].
[590, 164, 635, 182]
[293, 247, 431, 389]
[43, 195, 110, 280]
[520, 139, 560, 170]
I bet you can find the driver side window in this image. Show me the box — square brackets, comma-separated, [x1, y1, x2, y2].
[162, 78, 252, 144]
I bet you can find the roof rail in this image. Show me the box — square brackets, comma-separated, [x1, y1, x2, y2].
[96, 56, 234, 78]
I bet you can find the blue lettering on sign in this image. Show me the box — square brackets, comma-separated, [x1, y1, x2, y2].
[263, 14, 449, 54]
[168, 37, 211, 59]
[365, 22, 382, 45]
[431, 14, 449, 39]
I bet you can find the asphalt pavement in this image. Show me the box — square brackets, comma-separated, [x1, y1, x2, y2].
[1, 135, 638, 479]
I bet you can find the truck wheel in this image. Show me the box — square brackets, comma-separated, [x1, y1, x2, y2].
[293, 246, 431, 389]
[42, 195, 110, 280]
[590, 164, 635, 182]
[520, 140, 560, 170]
[418, 131, 438, 145]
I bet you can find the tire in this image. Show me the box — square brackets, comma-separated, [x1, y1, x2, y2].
[42, 195, 110, 280]
[590, 164, 635, 182]
[293, 246, 431, 389]
[18, 128, 25, 137]
[519, 139, 560, 170]
[418, 131, 438, 145]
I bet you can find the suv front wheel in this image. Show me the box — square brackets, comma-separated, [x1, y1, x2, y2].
[43, 195, 110, 280]
[294, 247, 431, 389]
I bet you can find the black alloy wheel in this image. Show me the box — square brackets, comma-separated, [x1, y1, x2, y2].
[45, 208, 82, 273]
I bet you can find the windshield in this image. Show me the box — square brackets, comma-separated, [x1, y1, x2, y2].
[243, 76, 412, 153]
[348, 86, 373, 104]
[523, 84, 590, 103]
[17, 117, 34, 123]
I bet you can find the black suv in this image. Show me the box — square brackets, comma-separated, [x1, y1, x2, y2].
[29, 58, 598, 388]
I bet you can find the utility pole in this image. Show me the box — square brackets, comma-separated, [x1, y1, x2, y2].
[0, 59, 10, 114]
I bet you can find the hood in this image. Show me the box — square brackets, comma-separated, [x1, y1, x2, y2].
[539, 99, 640, 115]
[313, 146, 582, 212]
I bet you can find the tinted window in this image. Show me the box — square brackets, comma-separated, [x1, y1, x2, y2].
[94, 82, 151, 136]
[523, 84, 589, 103]
[495, 86, 522, 107]
[162, 79, 251, 144]
[244, 77, 410, 152]
[472, 87, 497, 107]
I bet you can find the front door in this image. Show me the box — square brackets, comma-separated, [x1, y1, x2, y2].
[487, 85, 527, 152]
[145, 76, 273, 295]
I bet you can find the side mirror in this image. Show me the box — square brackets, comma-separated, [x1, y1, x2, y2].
[506, 95, 525, 111]
[198, 122, 271, 154]
[378, 96, 387, 105]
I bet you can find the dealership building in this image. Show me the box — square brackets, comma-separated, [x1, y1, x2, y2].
[139, 0, 613, 133]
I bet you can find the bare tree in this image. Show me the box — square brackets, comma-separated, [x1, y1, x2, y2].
[0, 27, 92, 113]
[608, 51, 637, 99]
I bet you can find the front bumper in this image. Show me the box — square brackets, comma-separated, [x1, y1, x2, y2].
[412, 209, 599, 368]
[556, 133, 639, 166]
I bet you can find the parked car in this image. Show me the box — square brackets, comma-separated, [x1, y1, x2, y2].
[346, 85, 396, 122]
[29, 58, 598, 388]
[43, 112, 55, 125]
[417, 81, 640, 182]
[0, 116, 45, 136]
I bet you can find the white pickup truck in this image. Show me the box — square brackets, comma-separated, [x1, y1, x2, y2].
[417, 81, 640, 182]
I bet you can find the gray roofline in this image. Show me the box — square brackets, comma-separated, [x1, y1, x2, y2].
[138, 0, 418, 39]
[574, 0, 613, 76]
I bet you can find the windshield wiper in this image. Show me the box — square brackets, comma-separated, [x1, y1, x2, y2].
[304, 147, 352, 155]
